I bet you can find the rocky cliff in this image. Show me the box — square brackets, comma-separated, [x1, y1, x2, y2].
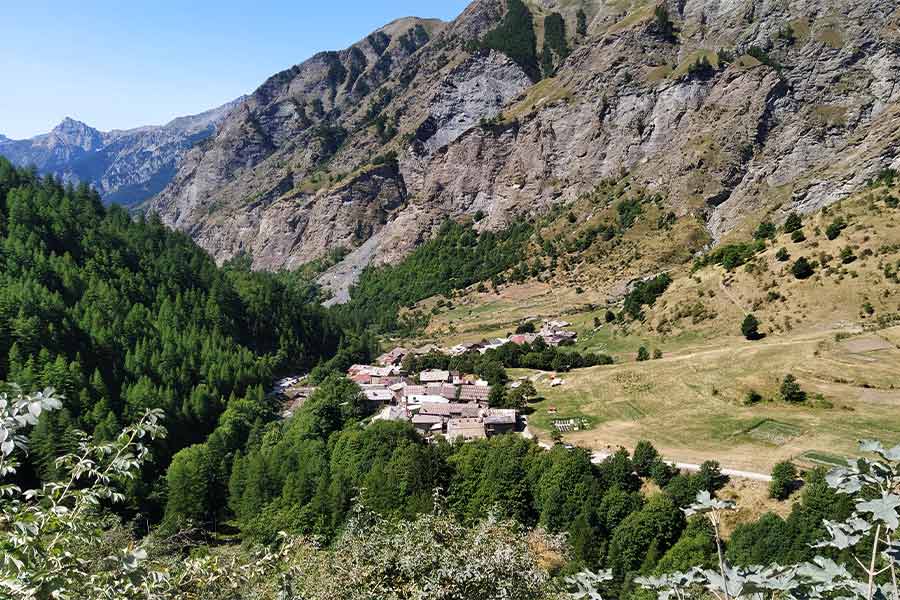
[147, 0, 900, 301]
[0, 98, 243, 206]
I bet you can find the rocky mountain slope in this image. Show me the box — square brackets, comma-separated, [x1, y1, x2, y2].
[0, 98, 243, 205]
[147, 0, 900, 301]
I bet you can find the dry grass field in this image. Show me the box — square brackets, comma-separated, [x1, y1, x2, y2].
[519, 325, 900, 474]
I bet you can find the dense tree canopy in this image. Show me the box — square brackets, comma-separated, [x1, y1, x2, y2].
[481, 0, 540, 81]
[0, 158, 345, 516]
[339, 219, 532, 333]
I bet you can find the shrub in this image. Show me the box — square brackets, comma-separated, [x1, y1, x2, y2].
[515, 321, 536, 334]
[697, 241, 764, 271]
[653, 6, 675, 40]
[791, 257, 814, 279]
[653, 348, 663, 360]
[617, 196, 643, 229]
[825, 217, 847, 240]
[741, 313, 761, 340]
[779, 374, 806, 403]
[605, 309, 616, 323]
[840, 246, 856, 264]
[744, 390, 763, 405]
[754, 221, 777, 240]
[769, 461, 797, 500]
[637, 346, 650, 362]
[790, 229, 806, 243]
[775, 247, 790, 261]
[624, 273, 672, 320]
[783, 212, 802, 233]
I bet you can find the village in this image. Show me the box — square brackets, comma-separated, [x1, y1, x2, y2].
[272, 319, 580, 442]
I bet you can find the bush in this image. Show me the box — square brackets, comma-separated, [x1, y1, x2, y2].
[791, 257, 814, 279]
[744, 390, 763, 405]
[653, 5, 675, 40]
[637, 346, 650, 362]
[653, 348, 663, 360]
[754, 221, 777, 240]
[779, 374, 806, 403]
[775, 247, 790, 261]
[515, 321, 536, 334]
[783, 212, 802, 233]
[605, 309, 616, 323]
[624, 273, 672, 320]
[741, 313, 761, 340]
[790, 229, 806, 243]
[825, 217, 847, 240]
[697, 241, 764, 271]
[769, 461, 798, 500]
[840, 246, 856, 264]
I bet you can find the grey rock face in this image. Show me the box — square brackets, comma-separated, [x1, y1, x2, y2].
[0, 98, 243, 206]
[148, 0, 900, 301]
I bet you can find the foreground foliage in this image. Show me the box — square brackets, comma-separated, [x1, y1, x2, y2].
[0, 388, 566, 599]
[579, 440, 900, 600]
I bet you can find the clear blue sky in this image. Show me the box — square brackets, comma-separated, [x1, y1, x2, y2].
[1, 1, 471, 139]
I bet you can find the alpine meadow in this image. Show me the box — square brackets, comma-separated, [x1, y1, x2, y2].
[2, 1, 900, 599]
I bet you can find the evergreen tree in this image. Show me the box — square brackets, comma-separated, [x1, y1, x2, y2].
[741, 313, 761, 340]
[769, 461, 798, 500]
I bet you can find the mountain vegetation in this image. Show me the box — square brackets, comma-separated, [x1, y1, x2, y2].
[338, 219, 533, 333]
[481, 0, 540, 81]
[0, 158, 346, 518]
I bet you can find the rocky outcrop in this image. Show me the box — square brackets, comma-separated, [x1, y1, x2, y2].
[0, 98, 243, 206]
[147, 0, 900, 300]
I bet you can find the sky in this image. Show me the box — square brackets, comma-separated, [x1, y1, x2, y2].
[1, 0, 471, 139]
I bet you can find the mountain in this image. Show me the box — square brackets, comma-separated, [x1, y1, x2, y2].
[147, 0, 900, 302]
[0, 98, 244, 206]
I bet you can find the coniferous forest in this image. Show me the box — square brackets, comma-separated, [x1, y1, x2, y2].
[0, 157, 345, 519]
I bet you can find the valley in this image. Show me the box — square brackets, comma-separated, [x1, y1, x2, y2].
[3, 0, 900, 598]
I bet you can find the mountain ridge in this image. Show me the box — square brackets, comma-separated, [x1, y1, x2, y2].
[146, 0, 900, 302]
[0, 97, 246, 206]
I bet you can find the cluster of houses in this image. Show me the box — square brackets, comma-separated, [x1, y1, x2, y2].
[349, 362, 517, 442]
[271, 317, 576, 438]
[445, 319, 577, 355]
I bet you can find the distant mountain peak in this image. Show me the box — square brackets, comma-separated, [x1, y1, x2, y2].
[0, 98, 242, 206]
[47, 117, 103, 150]
[51, 116, 98, 135]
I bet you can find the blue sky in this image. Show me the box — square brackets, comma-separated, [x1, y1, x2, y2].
[1, 1, 470, 139]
